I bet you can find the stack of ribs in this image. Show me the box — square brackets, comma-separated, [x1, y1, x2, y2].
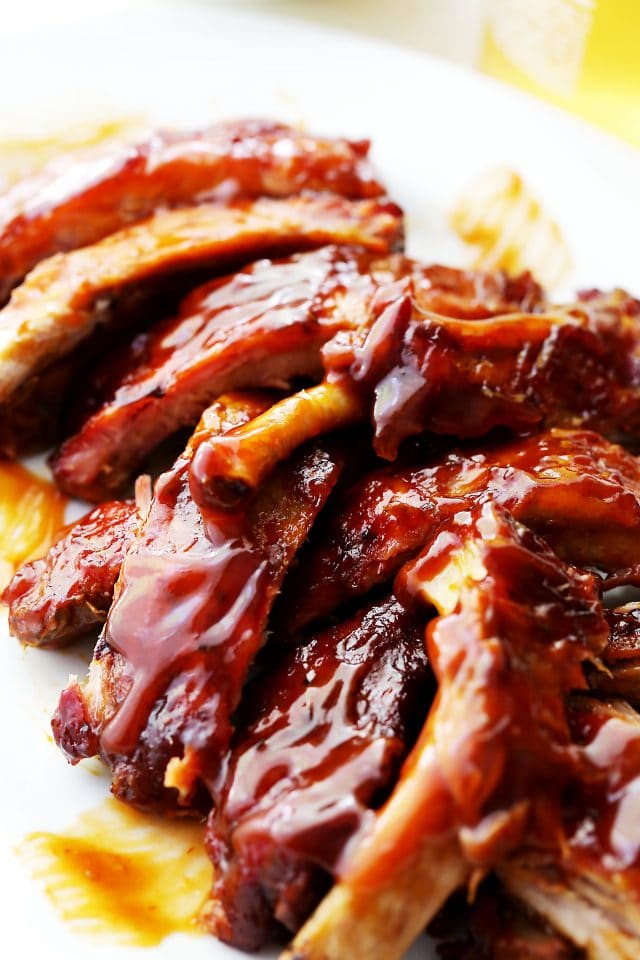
[2, 118, 640, 960]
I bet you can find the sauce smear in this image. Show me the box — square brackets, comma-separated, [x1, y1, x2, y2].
[451, 167, 571, 289]
[0, 462, 66, 589]
[19, 798, 212, 945]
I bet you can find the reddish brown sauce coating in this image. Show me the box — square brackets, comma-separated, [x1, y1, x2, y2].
[604, 604, 640, 663]
[189, 275, 640, 513]
[3, 117, 640, 960]
[281, 428, 640, 633]
[53, 396, 344, 812]
[566, 698, 640, 891]
[2, 499, 138, 648]
[51, 246, 391, 500]
[0, 119, 384, 303]
[0, 195, 403, 464]
[327, 284, 640, 459]
[51, 255, 542, 502]
[205, 597, 431, 949]
[341, 502, 607, 890]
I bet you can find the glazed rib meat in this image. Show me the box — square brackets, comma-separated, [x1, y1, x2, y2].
[205, 597, 431, 950]
[0, 119, 384, 303]
[281, 428, 640, 632]
[500, 696, 640, 959]
[5, 117, 640, 959]
[52, 393, 345, 812]
[50, 254, 541, 502]
[2, 498, 139, 648]
[590, 604, 640, 705]
[50, 246, 398, 500]
[192, 286, 640, 507]
[429, 879, 579, 960]
[287, 502, 608, 960]
[0, 196, 402, 456]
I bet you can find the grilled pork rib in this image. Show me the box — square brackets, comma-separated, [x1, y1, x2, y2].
[52, 393, 344, 812]
[0, 197, 402, 457]
[2, 118, 639, 960]
[50, 254, 541, 501]
[2, 498, 139, 648]
[205, 597, 431, 950]
[280, 428, 640, 633]
[192, 288, 640, 509]
[0, 119, 384, 303]
[287, 503, 608, 960]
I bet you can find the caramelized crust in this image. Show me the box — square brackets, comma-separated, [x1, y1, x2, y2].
[0, 119, 384, 303]
[4, 119, 637, 959]
[194, 288, 640, 508]
[500, 697, 640, 959]
[52, 394, 344, 812]
[592, 605, 640, 704]
[290, 503, 607, 960]
[50, 254, 540, 502]
[205, 597, 431, 950]
[51, 246, 392, 500]
[349, 286, 640, 459]
[2, 499, 138, 648]
[0, 196, 402, 457]
[282, 428, 640, 632]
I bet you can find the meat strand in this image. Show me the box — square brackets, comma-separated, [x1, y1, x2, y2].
[500, 696, 640, 959]
[429, 879, 580, 960]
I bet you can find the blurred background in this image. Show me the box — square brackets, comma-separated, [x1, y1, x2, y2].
[4, 0, 639, 148]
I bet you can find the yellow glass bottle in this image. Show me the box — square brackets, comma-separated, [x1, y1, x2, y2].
[482, 0, 640, 148]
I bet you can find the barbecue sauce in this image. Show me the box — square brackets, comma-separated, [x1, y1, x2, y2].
[451, 167, 571, 289]
[0, 462, 66, 589]
[20, 798, 212, 945]
[568, 698, 640, 879]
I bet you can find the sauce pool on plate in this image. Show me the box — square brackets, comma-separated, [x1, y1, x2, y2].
[0, 462, 66, 589]
[18, 798, 213, 945]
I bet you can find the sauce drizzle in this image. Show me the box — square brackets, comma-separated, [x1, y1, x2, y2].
[19, 798, 212, 945]
[451, 167, 571, 289]
[0, 462, 66, 589]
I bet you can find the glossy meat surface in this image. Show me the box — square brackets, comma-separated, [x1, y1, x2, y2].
[501, 697, 640, 957]
[290, 502, 607, 960]
[193, 286, 640, 509]
[5, 118, 640, 958]
[0, 195, 402, 456]
[337, 285, 640, 459]
[50, 255, 540, 502]
[51, 246, 395, 500]
[52, 394, 344, 812]
[205, 598, 431, 950]
[2, 499, 138, 648]
[282, 428, 640, 632]
[0, 119, 384, 303]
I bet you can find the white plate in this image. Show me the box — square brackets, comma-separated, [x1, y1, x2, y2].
[0, 4, 639, 958]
